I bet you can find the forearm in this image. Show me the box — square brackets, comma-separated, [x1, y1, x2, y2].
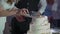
[0, 11, 12, 17]
[0, 10, 16, 17]
[38, 0, 47, 14]
[0, 6, 18, 17]
[52, 0, 58, 11]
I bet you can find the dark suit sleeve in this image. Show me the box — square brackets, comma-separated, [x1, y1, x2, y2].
[25, 17, 32, 24]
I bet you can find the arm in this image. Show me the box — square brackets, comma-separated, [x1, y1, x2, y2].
[0, 7, 17, 17]
[52, 0, 58, 11]
[38, 0, 47, 14]
[0, 10, 17, 17]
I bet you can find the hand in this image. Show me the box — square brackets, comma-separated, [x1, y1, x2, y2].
[9, 8, 18, 16]
[16, 8, 29, 16]
[14, 8, 29, 22]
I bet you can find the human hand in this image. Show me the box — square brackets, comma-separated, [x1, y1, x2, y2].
[8, 8, 18, 16]
[16, 8, 29, 16]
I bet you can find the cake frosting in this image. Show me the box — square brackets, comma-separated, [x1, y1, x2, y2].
[27, 16, 52, 34]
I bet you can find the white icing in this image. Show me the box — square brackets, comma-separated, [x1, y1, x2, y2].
[27, 16, 52, 34]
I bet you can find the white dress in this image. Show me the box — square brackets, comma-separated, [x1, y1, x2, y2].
[0, 17, 6, 34]
[27, 16, 52, 34]
[0, 0, 15, 34]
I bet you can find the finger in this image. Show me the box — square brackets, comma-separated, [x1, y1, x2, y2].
[22, 11, 26, 16]
[22, 8, 29, 14]
[18, 9, 25, 16]
[21, 9, 26, 15]
[25, 9, 29, 14]
[23, 10, 27, 14]
[18, 8, 28, 16]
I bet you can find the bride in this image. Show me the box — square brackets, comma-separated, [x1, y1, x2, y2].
[0, 0, 17, 34]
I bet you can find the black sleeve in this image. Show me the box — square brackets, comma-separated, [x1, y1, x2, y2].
[11, 17, 15, 29]
[25, 17, 32, 24]
[15, 2, 20, 9]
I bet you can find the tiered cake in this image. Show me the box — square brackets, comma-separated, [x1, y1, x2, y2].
[27, 16, 52, 34]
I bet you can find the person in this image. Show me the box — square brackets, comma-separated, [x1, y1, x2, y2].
[52, 0, 60, 29]
[11, 0, 47, 34]
[0, 0, 17, 33]
[41, 0, 54, 28]
[0, 0, 28, 34]
[0, 8, 17, 34]
[42, 0, 54, 19]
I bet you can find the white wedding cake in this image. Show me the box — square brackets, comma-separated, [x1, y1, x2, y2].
[27, 16, 52, 34]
